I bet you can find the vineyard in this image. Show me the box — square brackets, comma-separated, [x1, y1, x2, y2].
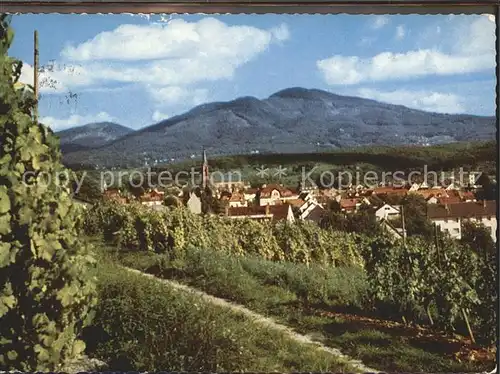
[84, 201, 497, 349]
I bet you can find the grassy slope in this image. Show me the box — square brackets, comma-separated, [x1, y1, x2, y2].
[100, 240, 495, 373]
[83, 245, 358, 372]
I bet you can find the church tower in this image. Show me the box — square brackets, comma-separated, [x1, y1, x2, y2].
[202, 148, 209, 189]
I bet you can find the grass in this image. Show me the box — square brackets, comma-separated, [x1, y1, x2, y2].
[84, 249, 356, 372]
[93, 238, 496, 373]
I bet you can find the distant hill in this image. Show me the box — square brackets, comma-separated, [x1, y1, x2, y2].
[56, 122, 134, 154]
[61, 88, 496, 168]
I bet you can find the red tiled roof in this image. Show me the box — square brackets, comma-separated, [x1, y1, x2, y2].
[459, 191, 476, 201]
[411, 188, 447, 199]
[229, 193, 245, 202]
[372, 187, 408, 196]
[140, 192, 163, 202]
[437, 196, 461, 205]
[340, 198, 362, 209]
[259, 184, 296, 198]
[103, 188, 120, 196]
[427, 201, 496, 220]
[287, 198, 305, 208]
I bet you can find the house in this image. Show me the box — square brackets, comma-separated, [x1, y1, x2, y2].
[243, 188, 258, 202]
[408, 183, 420, 192]
[299, 200, 325, 222]
[427, 200, 497, 241]
[459, 190, 476, 202]
[372, 186, 408, 199]
[339, 197, 370, 213]
[319, 188, 340, 198]
[139, 188, 164, 206]
[375, 204, 401, 221]
[258, 184, 300, 206]
[102, 188, 127, 204]
[186, 192, 202, 215]
[410, 187, 447, 201]
[302, 204, 325, 224]
[436, 192, 462, 205]
[427, 190, 475, 205]
[225, 204, 295, 223]
[298, 191, 316, 203]
[212, 175, 247, 192]
[228, 192, 248, 207]
[287, 198, 306, 209]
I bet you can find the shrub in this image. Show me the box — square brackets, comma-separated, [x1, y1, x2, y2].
[0, 17, 97, 371]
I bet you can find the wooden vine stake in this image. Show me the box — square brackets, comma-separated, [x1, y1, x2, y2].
[400, 205, 409, 325]
[461, 308, 476, 345]
[33, 30, 39, 123]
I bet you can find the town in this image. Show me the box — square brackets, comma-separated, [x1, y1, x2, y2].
[98, 149, 497, 242]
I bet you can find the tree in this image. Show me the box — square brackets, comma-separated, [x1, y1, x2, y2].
[347, 207, 382, 237]
[200, 187, 223, 215]
[475, 173, 496, 201]
[319, 210, 348, 231]
[400, 194, 433, 238]
[71, 171, 102, 203]
[461, 220, 495, 260]
[124, 177, 145, 198]
[325, 199, 341, 212]
[0, 17, 97, 370]
[164, 195, 180, 208]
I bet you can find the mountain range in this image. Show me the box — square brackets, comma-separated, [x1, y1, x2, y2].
[56, 122, 134, 154]
[56, 87, 496, 168]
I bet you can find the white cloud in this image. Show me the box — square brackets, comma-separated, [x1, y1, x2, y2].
[152, 110, 170, 122]
[318, 16, 494, 85]
[40, 111, 115, 132]
[356, 88, 465, 114]
[34, 18, 288, 103]
[372, 16, 389, 30]
[395, 25, 405, 40]
[61, 18, 288, 62]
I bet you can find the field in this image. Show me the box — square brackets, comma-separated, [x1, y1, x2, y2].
[78, 201, 497, 372]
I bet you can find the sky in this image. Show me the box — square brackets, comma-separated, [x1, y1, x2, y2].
[10, 13, 496, 132]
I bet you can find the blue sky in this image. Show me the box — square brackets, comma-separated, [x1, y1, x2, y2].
[11, 13, 496, 131]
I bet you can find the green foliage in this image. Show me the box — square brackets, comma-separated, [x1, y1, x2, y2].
[117, 245, 367, 314]
[400, 194, 434, 237]
[361, 232, 495, 343]
[71, 171, 102, 203]
[0, 16, 97, 371]
[85, 259, 353, 372]
[84, 200, 364, 268]
[320, 207, 383, 238]
[460, 221, 497, 344]
[112, 242, 493, 373]
[84, 262, 253, 371]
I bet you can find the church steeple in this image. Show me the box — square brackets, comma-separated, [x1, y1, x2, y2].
[202, 147, 209, 189]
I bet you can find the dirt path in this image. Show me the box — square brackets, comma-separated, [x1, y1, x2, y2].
[124, 266, 379, 373]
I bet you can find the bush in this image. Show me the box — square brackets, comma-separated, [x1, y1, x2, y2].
[0, 17, 97, 371]
[117, 244, 367, 312]
[84, 200, 364, 268]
